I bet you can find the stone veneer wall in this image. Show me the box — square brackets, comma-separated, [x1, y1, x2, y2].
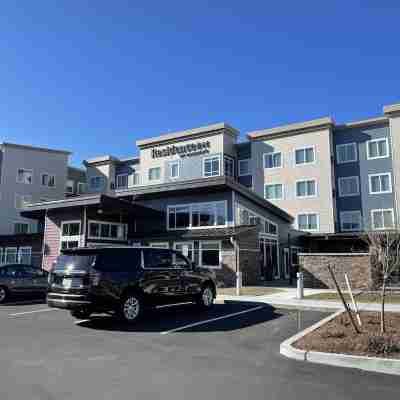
[299, 253, 373, 290]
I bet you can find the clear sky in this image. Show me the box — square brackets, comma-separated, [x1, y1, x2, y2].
[1, 1, 400, 166]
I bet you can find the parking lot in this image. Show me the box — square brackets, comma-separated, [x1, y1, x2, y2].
[1, 300, 400, 400]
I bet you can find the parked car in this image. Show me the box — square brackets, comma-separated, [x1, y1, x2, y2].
[0, 264, 48, 303]
[47, 246, 217, 322]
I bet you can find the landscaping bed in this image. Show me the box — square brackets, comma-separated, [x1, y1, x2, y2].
[294, 311, 400, 359]
[217, 287, 284, 296]
[305, 292, 400, 304]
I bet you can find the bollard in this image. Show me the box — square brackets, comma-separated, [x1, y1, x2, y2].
[296, 272, 304, 299]
[236, 271, 242, 296]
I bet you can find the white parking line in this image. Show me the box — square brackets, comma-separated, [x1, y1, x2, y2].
[74, 319, 90, 325]
[160, 305, 265, 335]
[9, 308, 59, 317]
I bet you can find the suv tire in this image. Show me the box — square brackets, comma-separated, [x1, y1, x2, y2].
[0, 286, 8, 304]
[196, 284, 215, 310]
[119, 291, 143, 323]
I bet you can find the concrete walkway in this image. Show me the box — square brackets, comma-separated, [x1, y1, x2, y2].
[217, 288, 400, 313]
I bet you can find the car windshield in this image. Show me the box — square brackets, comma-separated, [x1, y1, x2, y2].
[53, 255, 96, 272]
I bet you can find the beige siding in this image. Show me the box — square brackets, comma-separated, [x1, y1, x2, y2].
[389, 114, 400, 227]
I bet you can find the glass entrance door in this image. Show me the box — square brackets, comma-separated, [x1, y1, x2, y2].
[259, 237, 280, 280]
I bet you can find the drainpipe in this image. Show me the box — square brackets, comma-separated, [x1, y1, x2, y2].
[82, 206, 87, 247]
[41, 209, 48, 270]
[230, 236, 241, 295]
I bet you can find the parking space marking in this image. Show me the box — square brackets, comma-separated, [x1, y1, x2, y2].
[160, 305, 265, 335]
[8, 308, 59, 317]
[74, 319, 91, 325]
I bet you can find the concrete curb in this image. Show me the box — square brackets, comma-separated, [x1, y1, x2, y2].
[280, 310, 400, 376]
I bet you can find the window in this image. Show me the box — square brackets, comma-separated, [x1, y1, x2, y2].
[41, 174, 55, 187]
[116, 174, 128, 189]
[90, 176, 104, 190]
[340, 211, 362, 231]
[295, 147, 315, 165]
[369, 173, 392, 194]
[143, 249, 173, 269]
[14, 223, 30, 234]
[265, 220, 278, 235]
[170, 161, 180, 179]
[15, 194, 32, 209]
[264, 152, 282, 169]
[174, 242, 194, 261]
[336, 143, 357, 164]
[296, 180, 316, 198]
[148, 167, 161, 181]
[5, 248, 17, 264]
[66, 180, 74, 194]
[203, 156, 221, 177]
[88, 221, 127, 240]
[265, 184, 283, 200]
[18, 247, 32, 264]
[77, 182, 86, 194]
[132, 172, 140, 186]
[367, 138, 389, 160]
[168, 201, 227, 230]
[224, 156, 235, 177]
[238, 159, 250, 176]
[371, 209, 394, 230]
[17, 169, 33, 184]
[338, 176, 360, 197]
[199, 241, 221, 268]
[297, 213, 319, 231]
[61, 221, 81, 250]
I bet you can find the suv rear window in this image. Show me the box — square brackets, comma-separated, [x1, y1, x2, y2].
[54, 255, 96, 272]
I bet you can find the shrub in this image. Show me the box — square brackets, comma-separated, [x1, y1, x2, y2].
[368, 335, 400, 355]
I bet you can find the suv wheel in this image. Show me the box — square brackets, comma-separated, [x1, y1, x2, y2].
[196, 285, 215, 309]
[70, 309, 91, 319]
[120, 292, 142, 323]
[0, 286, 8, 304]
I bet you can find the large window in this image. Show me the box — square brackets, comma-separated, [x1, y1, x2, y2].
[296, 180, 316, 198]
[371, 209, 394, 230]
[14, 223, 30, 234]
[297, 213, 319, 231]
[295, 147, 315, 165]
[265, 184, 283, 200]
[340, 211, 362, 231]
[148, 167, 161, 181]
[367, 138, 389, 160]
[116, 174, 128, 189]
[18, 247, 32, 264]
[90, 176, 104, 190]
[41, 174, 55, 187]
[170, 161, 180, 179]
[369, 173, 392, 194]
[264, 152, 282, 169]
[199, 241, 221, 268]
[17, 169, 33, 184]
[238, 159, 250, 176]
[238, 205, 277, 236]
[88, 221, 127, 240]
[224, 156, 235, 177]
[61, 221, 81, 250]
[338, 176, 360, 197]
[167, 201, 227, 230]
[5, 248, 18, 264]
[336, 143, 357, 164]
[203, 156, 221, 177]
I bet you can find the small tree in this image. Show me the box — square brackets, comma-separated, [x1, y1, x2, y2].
[365, 230, 400, 334]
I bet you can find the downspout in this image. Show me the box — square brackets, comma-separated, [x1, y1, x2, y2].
[41, 209, 48, 270]
[82, 206, 87, 247]
[230, 236, 241, 295]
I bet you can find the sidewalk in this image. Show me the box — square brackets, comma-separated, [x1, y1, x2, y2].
[217, 288, 400, 313]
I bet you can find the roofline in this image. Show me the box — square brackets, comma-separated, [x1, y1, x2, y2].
[136, 123, 239, 148]
[334, 116, 388, 130]
[67, 166, 86, 172]
[83, 155, 119, 166]
[23, 194, 102, 210]
[1, 142, 72, 155]
[383, 103, 400, 115]
[247, 117, 334, 140]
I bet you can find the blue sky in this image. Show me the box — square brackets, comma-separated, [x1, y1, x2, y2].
[1, 1, 400, 166]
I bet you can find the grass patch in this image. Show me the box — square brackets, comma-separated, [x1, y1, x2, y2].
[305, 292, 400, 304]
[217, 287, 284, 296]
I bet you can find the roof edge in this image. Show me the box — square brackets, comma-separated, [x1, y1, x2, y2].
[1, 142, 72, 155]
[383, 103, 400, 115]
[335, 116, 388, 130]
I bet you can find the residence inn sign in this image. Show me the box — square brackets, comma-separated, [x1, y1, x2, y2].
[151, 140, 211, 158]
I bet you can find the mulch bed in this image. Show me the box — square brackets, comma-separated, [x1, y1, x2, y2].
[294, 312, 400, 359]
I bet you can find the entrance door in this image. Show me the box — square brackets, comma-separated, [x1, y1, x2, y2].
[259, 238, 280, 280]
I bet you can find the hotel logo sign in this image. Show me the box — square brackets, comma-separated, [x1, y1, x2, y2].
[151, 141, 211, 158]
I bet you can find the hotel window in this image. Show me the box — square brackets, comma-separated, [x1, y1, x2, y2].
[18, 247, 32, 264]
[296, 180, 316, 198]
[224, 156, 235, 177]
[170, 161, 180, 179]
[41, 174, 55, 187]
[199, 241, 221, 269]
[265, 184, 283, 200]
[297, 213, 319, 231]
[295, 147, 315, 165]
[61, 221, 81, 250]
[88, 221, 127, 240]
[338, 176, 360, 197]
[367, 138, 389, 160]
[5, 248, 18, 264]
[340, 211, 362, 232]
[17, 169, 33, 184]
[66, 179, 74, 194]
[148, 167, 161, 181]
[371, 209, 394, 230]
[369, 173, 392, 194]
[264, 152, 282, 169]
[336, 143, 357, 164]
[15, 194, 32, 209]
[238, 159, 250, 176]
[14, 223, 30, 234]
[90, 176, 104, 190]
[203, 156, 221, 177]
[265, 220, 278, 235]
[116, 174, 128, 189]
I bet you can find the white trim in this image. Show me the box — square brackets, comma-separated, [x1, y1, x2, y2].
[336, 142, 358, 164]
[371, 208, 395, 230]
[264, 183, 284, 200]
[18, 247, 32, 264]
[16, 168, 33, 184]
[223, 155, 235, 178]
[368, 172, 392, 194]
[116, 173, 129, 189]
[149, 242, 169, 249]
[203, 155, 221, 178]
[41, 173, 56, 188]
[338, 176, 360, 198]
[296, 212, 320, 232]
[5, 247, 18, 264]
[169, 160, 180, 180]
[60, 220, 82, 252]
[199, 240, 222, 269]
[238, 159, 251, 176]
[294, 145, 316, 166]
[263, 151, 283, 170]
[87, 219, 127, 241]
[340, 210, 362, 232]
[295, 178, 318, 198]
[173, 241, 195, 261]
[366, 137, 389, 160]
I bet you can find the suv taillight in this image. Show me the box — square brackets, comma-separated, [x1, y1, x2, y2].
[90, 269, 102, 286]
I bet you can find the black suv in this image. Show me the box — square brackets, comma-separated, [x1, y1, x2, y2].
[47, 246, 217, 322]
